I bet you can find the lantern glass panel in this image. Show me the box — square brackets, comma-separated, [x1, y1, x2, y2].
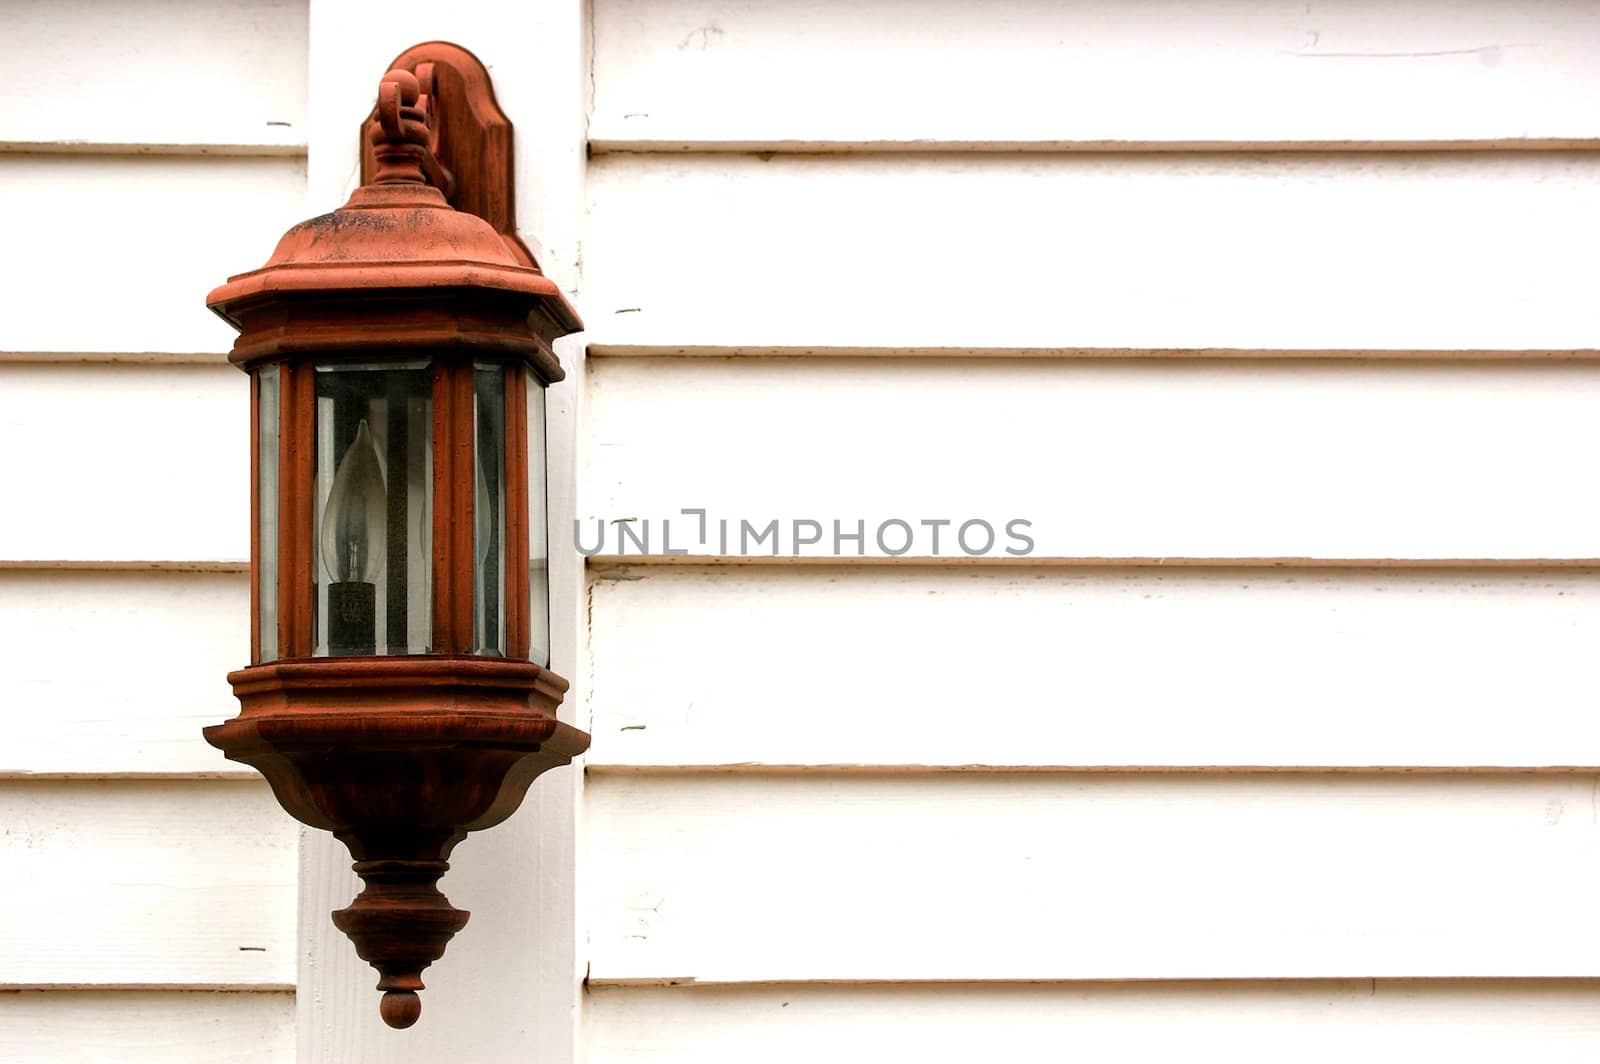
[527, 371, 550, 667]
[313, 362, 433, 657]
[473, 364, 507, 656]
[256, 365, 280, 664]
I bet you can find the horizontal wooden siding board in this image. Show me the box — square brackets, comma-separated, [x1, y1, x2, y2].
[0, 571, 250, 777]
[584, 153, 1600, 352]
[587, 773, 1600, 982]
[0, 781, 296, 987]
[586, 358, 1600, 560]
[588, 981, 1600, 1064]
[591, 0, 1600, 151]
[587, 566, 1600, 769]
[0, 990, 294, 1063]
[0, 155, 306, 356]
[0, 364, 247, 564]
[6, 0, 307, 152]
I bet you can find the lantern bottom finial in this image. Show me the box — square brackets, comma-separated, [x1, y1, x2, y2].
[381, 992, 423, 1030]
[332, 856, 471, 1028]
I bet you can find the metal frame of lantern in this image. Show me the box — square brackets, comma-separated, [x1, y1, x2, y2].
[203, 43, 589, 1030]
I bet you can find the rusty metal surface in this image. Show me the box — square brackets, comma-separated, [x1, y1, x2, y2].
[362, 42, 541, 273]
[204, 45, 589, 1029]
[207, 51, 582, 372]
[209, 656, 586, 1029]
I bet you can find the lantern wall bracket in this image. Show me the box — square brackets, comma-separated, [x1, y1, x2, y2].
[361, 41, 544, 271]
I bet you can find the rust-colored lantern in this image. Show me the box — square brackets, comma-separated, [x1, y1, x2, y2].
[204, 43, 589, 1029]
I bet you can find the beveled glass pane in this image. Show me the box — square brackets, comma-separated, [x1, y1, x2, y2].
[256, 365, 280, 664]
[473, 364, 507, 656]
[313, 362, 433, 657]
[527, 370, 550, 667]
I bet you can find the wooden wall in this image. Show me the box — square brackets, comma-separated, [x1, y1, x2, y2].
[579, 1, 1600, 1059]
[0, 1, 305, 1058]
[13, 1, 1600, 1060]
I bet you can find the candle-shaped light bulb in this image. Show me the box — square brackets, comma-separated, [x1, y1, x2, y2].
[321, 419, 386, 657]
[320, 420, 387, 583]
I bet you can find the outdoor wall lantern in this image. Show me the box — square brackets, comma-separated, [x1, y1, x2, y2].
[203, 43, 589, 1029]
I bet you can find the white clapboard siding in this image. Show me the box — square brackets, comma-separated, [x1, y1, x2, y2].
[588, 773, 1600, 983]
[591, 0, 1600, 151]
[584, 153, 1600, 353]
[0, 571, 250, 777]
[587, 565, 1600, 770]
[6, 0, 307, 153]
[1, 155, 306, 356]
[588, 981, 1600, 1064]
[0, 781, 295, 987]
[0, 990, 294, 1063]
[586, 358, 1600, 560]
[0, 364, 246, 563]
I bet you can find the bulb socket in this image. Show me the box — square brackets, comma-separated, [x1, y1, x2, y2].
[329, 581, 377, 656]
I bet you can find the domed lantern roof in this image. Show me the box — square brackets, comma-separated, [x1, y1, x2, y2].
[207, 64, 579, 380]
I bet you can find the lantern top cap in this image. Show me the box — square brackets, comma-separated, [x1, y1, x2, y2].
[207, 54, 581, 339]
[206, 182, 581, 336]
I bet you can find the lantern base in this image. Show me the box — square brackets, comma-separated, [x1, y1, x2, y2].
[206, 656, 589, 1027]
[333, 858, 469, 1029]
